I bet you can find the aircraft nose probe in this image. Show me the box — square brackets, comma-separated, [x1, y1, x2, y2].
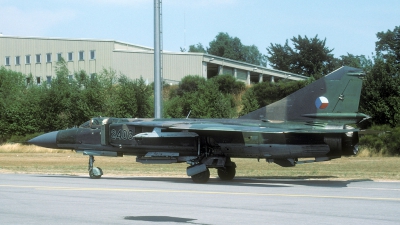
[28, 131, 59, 149]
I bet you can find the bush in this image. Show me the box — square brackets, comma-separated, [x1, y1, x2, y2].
[209, 74, 245, 95]
[359, 125, 400, 156]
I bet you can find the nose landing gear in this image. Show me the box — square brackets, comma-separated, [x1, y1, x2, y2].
[88, 155, 103, 179]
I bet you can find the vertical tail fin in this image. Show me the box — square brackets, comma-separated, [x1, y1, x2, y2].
[239, 66, 369, 124]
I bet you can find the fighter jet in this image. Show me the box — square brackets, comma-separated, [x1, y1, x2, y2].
[29, 66, 369, 183]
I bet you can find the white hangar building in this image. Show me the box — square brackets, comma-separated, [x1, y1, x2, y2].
[0, 36, 307, 85]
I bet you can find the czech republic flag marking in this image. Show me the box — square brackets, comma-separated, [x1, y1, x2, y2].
[315, 96, 329, 109]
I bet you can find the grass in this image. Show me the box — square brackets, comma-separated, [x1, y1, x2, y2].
[1, 144, 399, 180]
[0, 143, 66, 153]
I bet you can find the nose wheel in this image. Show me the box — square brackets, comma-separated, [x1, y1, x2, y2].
[88, 155, 103, 179]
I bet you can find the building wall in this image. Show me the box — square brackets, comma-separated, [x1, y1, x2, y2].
[236, 69, 248, 81]
[0, 36, 307, 86]
[0, 37, 116, 83]
[162, 53, 205, 83]
[221, 67, 234, 76]
[0, 37, 206, 85]
[112, 51, 154, 83]
[114, 42, 152, 51]
[112, 51, 205, 84]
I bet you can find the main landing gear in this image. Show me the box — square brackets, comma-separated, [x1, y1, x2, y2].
[88, 155, 103, 179]
[217, 163, 236, 181]
[188, 158, 237, 183]
[191, 168, 210, 183]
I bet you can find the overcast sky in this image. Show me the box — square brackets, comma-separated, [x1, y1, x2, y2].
[1, 0, 399, 60]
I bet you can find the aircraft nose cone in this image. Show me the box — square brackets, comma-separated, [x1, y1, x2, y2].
[28, 131, 59, 149]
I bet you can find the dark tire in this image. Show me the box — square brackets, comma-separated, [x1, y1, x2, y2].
[191, 168, 210, 183]
[217, 166, 236, 181]
[89, 167, 102, 179]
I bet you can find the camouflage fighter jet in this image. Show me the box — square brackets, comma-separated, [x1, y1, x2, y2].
[28, 66, 370, 183]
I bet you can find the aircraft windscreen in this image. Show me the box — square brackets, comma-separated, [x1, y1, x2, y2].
[79, 121, 91, 128]
[79, 118, 103, 129]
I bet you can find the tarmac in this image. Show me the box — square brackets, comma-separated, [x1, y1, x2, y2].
[1, 174, 399, 224]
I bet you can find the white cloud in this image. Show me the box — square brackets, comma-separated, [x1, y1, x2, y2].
[0, 6, 76, 36]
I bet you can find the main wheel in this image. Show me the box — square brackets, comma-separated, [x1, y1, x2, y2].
[217, 166, 236, 181]
[191, 168, 210, 183]
[89, 167, 103, 179]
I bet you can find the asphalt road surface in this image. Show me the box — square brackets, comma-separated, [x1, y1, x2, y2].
[0, 174, 399, 225]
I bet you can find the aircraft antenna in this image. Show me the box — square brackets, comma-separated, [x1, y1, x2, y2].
[186, 110, 191, 119]
[184, 11, 186, 50]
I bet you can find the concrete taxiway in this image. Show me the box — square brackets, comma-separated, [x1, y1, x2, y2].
[0, 174, 399, 224]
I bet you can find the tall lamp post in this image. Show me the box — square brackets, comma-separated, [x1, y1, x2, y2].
[154, 0, 162, 118]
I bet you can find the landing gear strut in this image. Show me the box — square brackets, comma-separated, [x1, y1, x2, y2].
[88, 155, 103, 179]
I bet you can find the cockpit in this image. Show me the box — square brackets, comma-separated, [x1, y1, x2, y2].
[79, 117, 131, 129]
[79, 117, 108, 129]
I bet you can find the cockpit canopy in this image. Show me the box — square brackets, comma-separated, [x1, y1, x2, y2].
[79, 117, 130, 129]
[79, 117, 103, 129]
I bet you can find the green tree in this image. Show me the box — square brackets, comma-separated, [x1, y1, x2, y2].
[376, 26, 400, 68]
[165, 75, 206, 118]
[337, 53, 373, 72]
[172, 75, 206, 98]
[360, 26, 400, 127]
[4, 86, 44, 137]
[189, 32, 267, 66]
[360, 58, 400, 127]
[164, 96, 186, 118]
[239, 88, 259, 116]
[191, 81, 236, 118]
[265, 40, 292, 72]
[99, 69, 124, 117]
[112, 75, 137, 118]
[360, 125, 400, 155]
[99, 71, 152, 118]
[242, 44, 268, 67]
[0, 67, 44, 140]
[40, 59, 82, 130]
[208, 32, 267, 66]
[74, 70, 105, 119]
[133, 77, 153, 118]
[188, 43, 206, 53]
[0, 67, 25, 106]
[208, 33, 244, 61]
[164, 75, 240, 118]
[267, 35, 336, 78]
[209, 74, 245, 95]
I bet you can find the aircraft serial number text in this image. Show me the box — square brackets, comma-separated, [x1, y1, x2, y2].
[110, 129, 134, 140]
